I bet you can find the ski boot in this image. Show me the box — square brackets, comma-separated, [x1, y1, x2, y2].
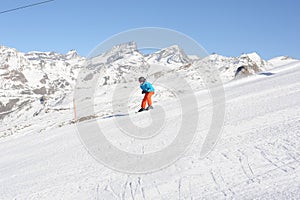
[138, 108, 146, 112]
[146, 106, 153, 110]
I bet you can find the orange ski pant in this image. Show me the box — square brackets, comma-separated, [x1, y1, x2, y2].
[141, 92, 154, 108]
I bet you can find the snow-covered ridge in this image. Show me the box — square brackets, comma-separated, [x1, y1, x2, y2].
[268, 55, 299, 67]
[146, 45, 191, 65]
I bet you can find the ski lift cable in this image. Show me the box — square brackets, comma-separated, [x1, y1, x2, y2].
[0, 0, 55, 15]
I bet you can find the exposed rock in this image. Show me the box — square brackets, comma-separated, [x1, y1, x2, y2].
[0, 99, 19, 119]
[33, 86, 47, 95]
[1, 70, 27, 83]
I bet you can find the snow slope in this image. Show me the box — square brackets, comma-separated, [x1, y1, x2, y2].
[0, 52, 299, 199]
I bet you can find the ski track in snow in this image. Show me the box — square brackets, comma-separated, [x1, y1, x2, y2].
[0, 62, 300, 199]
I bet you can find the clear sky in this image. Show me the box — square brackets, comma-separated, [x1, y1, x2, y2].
[0, 0, 299, 59]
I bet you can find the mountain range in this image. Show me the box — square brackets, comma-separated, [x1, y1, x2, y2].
[0, 42, 298, 137]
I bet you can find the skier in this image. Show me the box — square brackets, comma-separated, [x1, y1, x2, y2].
[138, 77, 155, 112]
[39, 96, 45, 105]
[34, 96, 46, 117]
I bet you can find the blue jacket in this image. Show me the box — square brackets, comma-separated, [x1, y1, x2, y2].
[140, 81, 155, 92]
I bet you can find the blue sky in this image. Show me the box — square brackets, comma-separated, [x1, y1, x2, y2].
[0, 0, 299, 59]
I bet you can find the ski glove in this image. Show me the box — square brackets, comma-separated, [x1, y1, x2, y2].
[142, 90, 147, 94]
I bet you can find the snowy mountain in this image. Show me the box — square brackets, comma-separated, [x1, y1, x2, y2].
[146, 45, 191, 65]
[89, 42, 150, 85]
[0, 42, 293, 137]
[0, 45, 84, 136]
[268, 55, 299, 67]
[1, 42, 300, 199]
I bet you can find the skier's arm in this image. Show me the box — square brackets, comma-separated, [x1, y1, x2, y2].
[144, 82, 152, 92]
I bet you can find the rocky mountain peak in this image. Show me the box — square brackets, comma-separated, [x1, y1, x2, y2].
[104, 42, 139, 64]
[66, 49, 78, 59]
[146, 44, 191, 65]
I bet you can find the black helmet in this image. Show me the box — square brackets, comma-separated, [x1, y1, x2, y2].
[138, 76, 146, 83]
